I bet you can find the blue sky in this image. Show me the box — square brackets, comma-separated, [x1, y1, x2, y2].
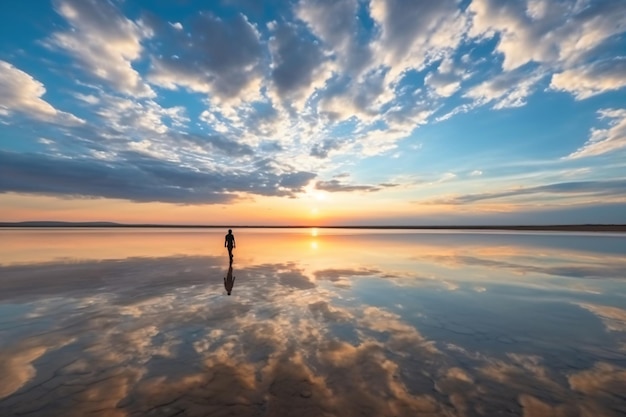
[1, 0, 625, 225]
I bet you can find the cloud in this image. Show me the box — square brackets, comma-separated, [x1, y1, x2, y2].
[426, 179, 626, 205]
[567, 108, 626, 159]
[550, 58, 626, 100]
[433, 172, 458, 184]
[0, 61, 84, 125]
[0, 150, 315, 204]
[269, 22, 328, 105]
[424, 56, 468, 98]
[148, 12, 263, 103]
[464, 67, 545, 109]
[296, 0, 371, 76]
[318, 68, 392, 122]
[93, 93, 189, 136]
[49, 0, 154, 97]
[424, 70, 461, 98]
[315, 179, 397, 193]
[370, 0, 467, 78]
[469, 0, 626, 71]
[310, 138, 343, 158]
[180, 132, 254, 158]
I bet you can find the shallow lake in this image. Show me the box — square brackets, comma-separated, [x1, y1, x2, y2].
[1, 228, 625, 416]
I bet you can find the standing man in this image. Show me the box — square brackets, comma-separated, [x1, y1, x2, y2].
[225, 229, 236, 262]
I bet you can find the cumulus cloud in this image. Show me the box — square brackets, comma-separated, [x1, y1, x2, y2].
[469, 0, 626, 70]
[318, 68, 392, 122]
[310, 138, 343, 158]
[269, 22, 329, 106]
[550, 57, 626, 100]
[0, 61, 84, 125]
[148, 12, 263, 103]
[296, 0, 371, 75]
[370, 0, 467, 79]
[460, 0, 626, 122]
[567, 108, 626, 159]
[49, 0, 154, 97]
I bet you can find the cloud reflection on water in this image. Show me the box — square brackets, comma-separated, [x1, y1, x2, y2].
[0, 230, 625, 416]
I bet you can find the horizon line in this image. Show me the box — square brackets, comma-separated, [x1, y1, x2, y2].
[1, 221, 625, 231]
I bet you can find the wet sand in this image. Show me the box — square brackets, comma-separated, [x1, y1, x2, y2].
[1, 229, 625, 416]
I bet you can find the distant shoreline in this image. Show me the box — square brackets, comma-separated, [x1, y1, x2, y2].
[1, 222, 625, 232]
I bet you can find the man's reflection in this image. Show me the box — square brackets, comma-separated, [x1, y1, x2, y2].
[224, 265, 235, 295]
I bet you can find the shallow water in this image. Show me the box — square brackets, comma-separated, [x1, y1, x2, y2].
[1, 228, 625, 417]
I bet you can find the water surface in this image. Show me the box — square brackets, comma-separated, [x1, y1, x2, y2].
[1, 228, 625, 416]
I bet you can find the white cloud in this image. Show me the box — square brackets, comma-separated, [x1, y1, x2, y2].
[318, 68, 393, 122]
[436, 172, 457, 184]
[470, 170, 483, 177]
[567, 108, 626, 159]
[0, 60, 84, 125]
[50, 0, 154, 97]
[550, 58, 626, 100]
[370, 0, 468, 80]
[425, 70, 461, 98]
[296, 0, 371, 76]
[73, 92, 100, 105]
[469, 0, 626, 71]
[38, 137, 54, 145]
[95, 94, 188, 136]
[464, 68, 545, 109]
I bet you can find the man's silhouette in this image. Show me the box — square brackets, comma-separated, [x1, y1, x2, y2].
[225, 229, 236, 261]
[224, 265, 235, 295]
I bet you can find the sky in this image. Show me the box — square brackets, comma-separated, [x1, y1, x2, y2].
[0, 0, 625, 226]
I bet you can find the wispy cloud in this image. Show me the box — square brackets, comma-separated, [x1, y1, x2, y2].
[315, 179, 397, 193]
[423, 179, 626, 205]
[49, 0, 154, 97]
[567, 109, 626, 159]
[0, 61, 84, 125]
